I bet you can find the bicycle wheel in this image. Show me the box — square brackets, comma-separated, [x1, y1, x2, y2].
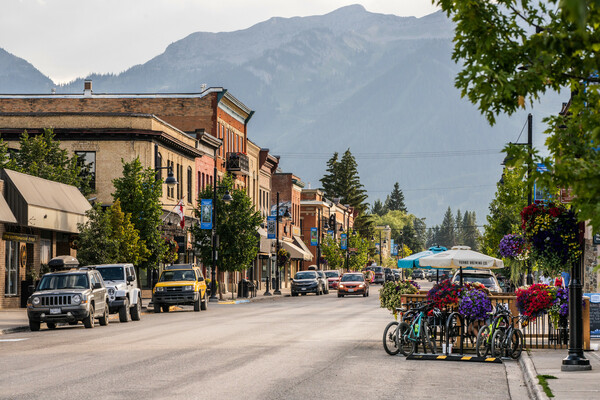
[383, 321, 400, 355]
[421, 320, 437, 354]
[491, 328, 505, 357]
[509, 329, 524, 359]
[397, 322, 412, 356]
[475, 325, 492, 357]
[445, 312, 463, 354]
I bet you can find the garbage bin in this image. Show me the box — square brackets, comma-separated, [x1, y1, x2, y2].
[237, 279, 249, 298]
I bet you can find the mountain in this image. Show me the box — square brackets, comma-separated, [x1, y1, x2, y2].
[0, 48, 54, 93]
[0, 5, 561, 226]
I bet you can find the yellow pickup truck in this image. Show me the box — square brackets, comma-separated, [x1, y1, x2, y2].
[152, 264, 207, 313]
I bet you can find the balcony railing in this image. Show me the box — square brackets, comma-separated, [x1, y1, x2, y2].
[226, 152, 250, 176]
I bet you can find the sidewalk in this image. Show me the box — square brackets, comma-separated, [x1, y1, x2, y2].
[1, 285, 295, 334]
[520, 345, 600, 399]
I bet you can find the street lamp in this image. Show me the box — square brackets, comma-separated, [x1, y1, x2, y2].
[342, 204, 351, 272]
[273, 191, 291, 295]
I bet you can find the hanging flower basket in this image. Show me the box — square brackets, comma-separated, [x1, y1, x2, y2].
[548, 286, 569, 326]
[499, 234, 525, 258]
[521, 202, 580, 276]
[516, 283, 556, 320]
[379, 280, 419, 314]
[458, 287, 493, 320]
[427, 280, 464, 310]
[277, 248, 290, 267]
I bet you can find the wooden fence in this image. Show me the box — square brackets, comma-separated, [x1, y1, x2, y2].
[400, 292, 591, 350]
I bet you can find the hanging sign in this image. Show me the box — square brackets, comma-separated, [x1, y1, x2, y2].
[200, 199, 213, 230]
[267, 216, 276, 239]
[391, 239, 396, 255]
[310, 227, 318, 246]
[340, 233, 347, 250]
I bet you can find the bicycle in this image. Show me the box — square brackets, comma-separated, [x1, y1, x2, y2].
[397, 301, 440, 356]
[491, 314, 526, 359]
[382, 302, 421, 356]
[475, 304, 511, 357]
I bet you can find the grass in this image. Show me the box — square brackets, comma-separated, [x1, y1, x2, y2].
[537, 375, 558, 398]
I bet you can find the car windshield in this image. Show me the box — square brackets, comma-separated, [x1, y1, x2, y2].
[38, 274, 89, 290]
[325, 271, 339, 278]
[160, 270, 196, 282]
[455, 275, 496, 286]
[97, 267, 124, 281]
[373, 267, 383, 273]
[341, 274, 363, 282]
[295, 271, 317, 280]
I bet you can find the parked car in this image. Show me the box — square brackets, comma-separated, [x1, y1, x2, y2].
[27, 267, 109, 331]
[392, 269, 402, 281]
[316, 270, 330, 294]
[338, 273, 369, 297]
[451, 269, 502, 293]
[428, 269, 451, 282]
[291, 271, 324, 296]
[95, 263, 142, 322]
[364, 266, 385, 284]
[412, 269, 425, 279]
[384, 267, 395, 282]
[324, 270, 341, 289]
[152, 264, 208, 312]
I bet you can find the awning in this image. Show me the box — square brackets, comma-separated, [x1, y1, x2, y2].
[293, 235, 314, 261]
[1, 169, 91, 233]
[282, 238, 312, 261]
[0, 193, 17, 223]
[257, 227, 273, 255]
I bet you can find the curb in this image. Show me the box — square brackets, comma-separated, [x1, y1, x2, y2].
[0, 326, 29, 335]
[519, 352, 549, 400]
[218, 299, 250, 305]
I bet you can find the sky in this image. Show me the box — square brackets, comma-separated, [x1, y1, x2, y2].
[0, 0, 439, 84]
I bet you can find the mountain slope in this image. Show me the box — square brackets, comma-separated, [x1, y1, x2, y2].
[0, 48, 54, 93]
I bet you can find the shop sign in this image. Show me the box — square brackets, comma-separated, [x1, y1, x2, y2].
[2, 232, 37, 243]
[594, 233, 600, 245]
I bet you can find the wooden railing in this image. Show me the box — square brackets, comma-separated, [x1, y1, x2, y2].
[400, 292, 591, 350]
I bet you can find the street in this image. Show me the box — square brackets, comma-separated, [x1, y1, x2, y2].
[0, 287, 526, 400]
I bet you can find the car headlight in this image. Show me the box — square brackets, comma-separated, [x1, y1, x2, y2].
[108, 288, 115, 296]
[183, 285, 194, 291]
[155, 287, 165, 292]
[358, 284, 364, 288]
[72, 294, 81, 305]
[32, 297, 40, 306]
[339, 284, 345, 288]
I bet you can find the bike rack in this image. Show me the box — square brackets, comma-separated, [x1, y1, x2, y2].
[406, 354, 502, 363]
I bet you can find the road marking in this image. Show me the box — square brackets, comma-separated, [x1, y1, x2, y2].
[461, 356, 472, 360]
[0, 338, 29, 342]
[437, 355, 447, 359]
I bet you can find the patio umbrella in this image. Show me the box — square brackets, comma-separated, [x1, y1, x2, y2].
[397, 246, 447, 282]
[418, 245, 504, 286]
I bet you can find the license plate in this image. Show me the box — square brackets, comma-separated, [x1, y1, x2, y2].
[301, 288, 306, 291]
[49, 308, 61, 314]
[349, 289, 354, 292]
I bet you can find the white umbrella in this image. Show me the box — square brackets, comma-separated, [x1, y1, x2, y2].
[419, 246, 504, 286]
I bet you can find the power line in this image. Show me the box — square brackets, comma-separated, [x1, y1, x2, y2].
[277, 148, 503, 160]
[368, 184, 496, 193]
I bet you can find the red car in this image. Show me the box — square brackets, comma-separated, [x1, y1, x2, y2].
[325, 270, 341, 289]
[338, 273, 369, 297]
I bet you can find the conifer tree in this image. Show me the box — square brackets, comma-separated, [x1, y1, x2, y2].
[319, 152, 340, 200]
[371, 199, 386, 216]
[384, 182, 407, 212]
[438, 207, 456, 248]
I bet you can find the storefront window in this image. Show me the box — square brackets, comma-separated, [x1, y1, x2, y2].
[5, 241, 19, 295]
[40, 239, 51, 265]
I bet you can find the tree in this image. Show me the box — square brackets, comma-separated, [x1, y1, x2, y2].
[1, 129, 91, 195]
[320, 236, 344, 270]
[384, 182, 407, 212]
[112, 158, 166, 271]
[455, 209, 463, 245]
[320, 152, 340, 199]
[191, 174, 262, 295]
[371, 199, 386, 216]
[435, 0, 600, 232]
[462, 211, 481, 251]
[347, 231, 371, 271]
[76, 200, 149, 266]
[438, 207, 456, 248]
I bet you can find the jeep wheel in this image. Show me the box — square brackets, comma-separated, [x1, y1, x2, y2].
[83, 306, 95, 329]
[99, 305, 109, 326]
[119, 298, 130, 322]
[153, 302, 161, 313]
[131, 296, 142, 321]
[161, 305, 170, 313]
[29, 320, 40, 332]
[194, 294, 201, 311]
[200, 292, 207, 311]
[47, 322, 56, 329]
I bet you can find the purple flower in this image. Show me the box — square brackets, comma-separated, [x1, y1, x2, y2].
[499, 234, 525, 258]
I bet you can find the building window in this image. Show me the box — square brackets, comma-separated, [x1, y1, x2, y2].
[75, 151, 96, 191]
[40, 239, 52, 265]
[5, 241, 19, 296]
[187, 167, 192, 203]
[167, 160, 174, 198]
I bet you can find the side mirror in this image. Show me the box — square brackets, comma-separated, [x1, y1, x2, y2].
[93, 282, 103, 290]
[127, 275, 135, 282]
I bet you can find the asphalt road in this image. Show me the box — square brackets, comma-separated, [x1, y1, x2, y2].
[0, 287, 527, 400]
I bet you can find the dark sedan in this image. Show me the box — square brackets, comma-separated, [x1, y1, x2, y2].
[338, 273, 369, 297]
[291, 271, 324, 296]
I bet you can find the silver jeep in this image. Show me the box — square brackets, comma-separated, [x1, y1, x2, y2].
[95, 264, 142, 322]
[27, 268, 109, 331]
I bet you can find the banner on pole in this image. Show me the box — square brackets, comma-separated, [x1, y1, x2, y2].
[200, 199, 213, 230]
[327, 230, 334, 239]
[341, 233, 347, 250]
[310, 227, 318, 246]
[267, 216, 276, 239]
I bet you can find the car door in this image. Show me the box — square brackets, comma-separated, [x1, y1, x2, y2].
[90, 272, 106, 316]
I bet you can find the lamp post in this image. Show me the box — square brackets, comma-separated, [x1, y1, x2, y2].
[345, 205, 350, 272]
[154, 144, 177, 288]
[317, 208, 322, 270]
[273, 192, 290, 295]
[209, 158, 233, 302]
[379, 231, 383, 265]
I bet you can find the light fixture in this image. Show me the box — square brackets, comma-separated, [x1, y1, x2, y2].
[164, 168, 178, 188]
[222, 191, 233, 204]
